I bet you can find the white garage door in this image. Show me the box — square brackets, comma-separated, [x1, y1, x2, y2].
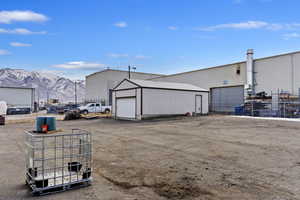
[116, 98, 136, 119]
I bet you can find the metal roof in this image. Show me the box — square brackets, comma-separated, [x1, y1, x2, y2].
[115, 79, 208, 92]
[86, 69, 165, 78]
[149, 49, 300, 80]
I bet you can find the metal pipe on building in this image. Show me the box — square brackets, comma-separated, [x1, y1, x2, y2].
[246, 49, 254, 95]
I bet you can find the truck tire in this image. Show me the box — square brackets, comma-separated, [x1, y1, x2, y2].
[104, 108, 110, 114]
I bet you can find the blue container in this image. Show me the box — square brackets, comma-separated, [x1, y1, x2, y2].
[36, 116, 56, 132]
[46, 117, 56, 131]
[234, 106, 245, 115]
[36, 117, 47, 132]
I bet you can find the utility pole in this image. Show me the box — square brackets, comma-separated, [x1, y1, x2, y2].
[128, 65, 131, 79]
[128, 65, 136, 79]
[75, 81, 77, 105]
[47, 90, 49, 104]
[37, 89, 40, 111]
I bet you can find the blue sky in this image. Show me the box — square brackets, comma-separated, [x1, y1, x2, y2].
[1, 0, 300, 79]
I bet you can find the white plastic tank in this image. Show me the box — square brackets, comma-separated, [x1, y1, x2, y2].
[0, 101, 7, 116]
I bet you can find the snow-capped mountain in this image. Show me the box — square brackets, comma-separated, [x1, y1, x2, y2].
[0, 68, 85, 103]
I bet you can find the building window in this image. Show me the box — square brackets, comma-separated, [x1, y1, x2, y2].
[236, 66, 241, 75]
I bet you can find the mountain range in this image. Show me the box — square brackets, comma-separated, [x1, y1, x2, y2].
[0, 68, 85, 103]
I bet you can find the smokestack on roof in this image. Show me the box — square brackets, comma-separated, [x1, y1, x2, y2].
[246, 49, 254, 94]
[247, 49, 254, 94]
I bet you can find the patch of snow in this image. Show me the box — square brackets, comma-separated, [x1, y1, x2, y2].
[230, 115, 300, 122]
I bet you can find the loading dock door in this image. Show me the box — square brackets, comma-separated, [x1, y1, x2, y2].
[116, 98, 136, 119]
[211, 86, 244, 112]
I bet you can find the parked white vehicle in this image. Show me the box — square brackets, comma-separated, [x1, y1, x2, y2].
[78, 103, 111, 114]
[0, 101, 7, 116]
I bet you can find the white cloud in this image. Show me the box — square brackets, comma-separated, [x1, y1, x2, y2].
[0, 10, 49, 24]
[0, 49, 11, 55]
[266, 24, 284, 31]
[283, 33, 300, 40]
[135, 55, 150, 59]
[52, 61, 105, 70]
[198, 21, 300, 31]
[168, 26, 178, 31]
[0, 28, 46, 35]
[199, 21, 268, 31]
[10, 42, 32, 47]
[114, 21, 127, 28]
[107, 53, 129, 58]
[285, 23, 300, 30]
[266, 23, 300, 31]
[38, 69, 65, 75]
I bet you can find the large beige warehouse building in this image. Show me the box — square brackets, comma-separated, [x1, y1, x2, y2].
[150, 50, 300, 112]
[85, 50, 300, 113]
[85, 69, 163, 105]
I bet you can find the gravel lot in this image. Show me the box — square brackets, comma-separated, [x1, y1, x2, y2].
[1, 115, 300, 200]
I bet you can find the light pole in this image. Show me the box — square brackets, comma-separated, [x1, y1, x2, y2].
[47, 90, 49, 104]
[128, 65, 136, 79]
[74, 81, 78, 105]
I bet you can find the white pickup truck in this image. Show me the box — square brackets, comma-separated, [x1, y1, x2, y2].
[78, 103, 111, 114]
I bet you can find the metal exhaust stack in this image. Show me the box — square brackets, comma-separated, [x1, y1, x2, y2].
[246, 49, 254, 95]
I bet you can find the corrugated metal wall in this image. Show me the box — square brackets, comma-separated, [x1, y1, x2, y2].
[85, 70, 162, 105]
[211, 86, 244, 112]
[143, 88, 209, 115]
[0, 87, 34, 109]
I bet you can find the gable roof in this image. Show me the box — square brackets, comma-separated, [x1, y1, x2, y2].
[86, 69, 165, 78]
[114, 78, 208, 92]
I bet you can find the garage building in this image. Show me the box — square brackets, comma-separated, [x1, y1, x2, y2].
[0, 86, 35, 111]
[112, 79, 209, 120]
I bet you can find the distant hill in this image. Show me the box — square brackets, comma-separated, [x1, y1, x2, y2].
[0, 68, 85, 103]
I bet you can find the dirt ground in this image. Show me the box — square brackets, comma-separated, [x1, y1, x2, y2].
[1, 115, 300, 200]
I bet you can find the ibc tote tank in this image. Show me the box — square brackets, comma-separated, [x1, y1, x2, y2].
[46, 117, 56, 131]
[36, 116, 56, 132]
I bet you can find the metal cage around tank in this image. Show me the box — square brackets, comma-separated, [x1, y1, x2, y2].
[25, 129, 92, 195]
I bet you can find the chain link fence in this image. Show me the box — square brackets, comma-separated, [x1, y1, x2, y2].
[235, 91, 300, 118]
